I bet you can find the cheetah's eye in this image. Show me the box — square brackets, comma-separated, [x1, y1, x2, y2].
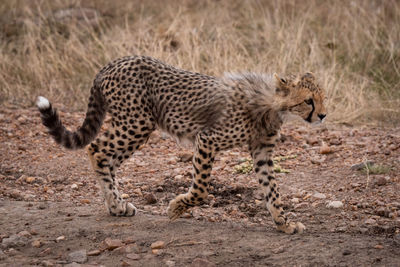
[304, 98, 313, 105]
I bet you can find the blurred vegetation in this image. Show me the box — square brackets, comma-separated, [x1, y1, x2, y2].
[0, 0, 399, 125]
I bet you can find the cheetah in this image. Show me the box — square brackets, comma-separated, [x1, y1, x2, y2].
[37, 56, 326, 234]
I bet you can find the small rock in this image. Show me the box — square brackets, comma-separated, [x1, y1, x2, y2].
[0, 249, 6, 260]
[394, 234, 400, 245]
[319, 143, 332, 154]
[190, 258, 216, 267]
[1, 234, 28, 248]
[18, 230, 31, 237]
[103, 238, 124, 250]
[150, 241, 165, 249]
[80, 199, 90, 204]
[87, 249, 101, 256]
[144, 193, 157, 204]
[31, 239, 42, 248]
[156, 186, 164, 192]
[41, 260, 54, 267]
[133, 188, 142, 196]
[365, 218, 376, 225]
[25, 176, 36, 183]
[121, 193, 129, 199]
[374, 244, 384, 249]
[326, 201, 343, 209]
[7, 248, 19, 256]
[306, 137, 319, 145]
[272, 246, 285, 254]
[38, 203, 47, 210]
[67, 249, 87, 263]
[152, 249, 162, 255]
[56, 236, 65, 242]
[375, 207, 388, 217]
[178, 152, 193, 162]
[312, 192, 326, 199]
[174, 174, 184, 181]
[255, 199, 263, 206]
[39, 247, 51, 256]
[71, 184, 78, 190]
[126, 253, 140, 260]
[342, 250, 351, 255]
[375, 177, 388, 186]
[291, 197, 300, 204]
[115, 243, 139, 254]
[165, 260, 176, 267]
[295, 202, 308, 210]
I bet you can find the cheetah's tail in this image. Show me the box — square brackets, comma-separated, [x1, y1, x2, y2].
[36, 86, 107, 150]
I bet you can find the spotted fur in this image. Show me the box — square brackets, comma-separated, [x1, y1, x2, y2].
[37, 55, 326, 234]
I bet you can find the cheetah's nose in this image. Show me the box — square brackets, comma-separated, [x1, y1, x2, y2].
[318, 114, 326, 120]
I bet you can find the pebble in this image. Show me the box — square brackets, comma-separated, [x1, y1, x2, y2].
[272, 246, 285, 254]
[375, 177, 388, 186]
[291, 198, 300, 204]
[25, 176, 36, 183]
[165, 260, 176, 267]
[18, 230, 31, 237]
[342, 250, 351, 255]
[190, 258, 216, 267]
[87, 249, 102, 256]
[144, 193, 157, 204]
[80, 199, 90, 204]
[31, 239, 42, 248]
[121, 193, 129, 199]
[103, 238, 124, 250]
[375, 207, 389, 217]
[295, 203, 308, 210]
[374, 244, 384, 249]
[319, 143, 332, 154]
[67, 249, 87, 263]
[152, 249, 162, 255]
[364, 218, 376, 225]
[326, 201, 343, 209]
[56, 236, 65, 242]
[174, 175, 184, 181]
[1, 234, 28, 248]
[133, 188, 142, 196]
[41, 260, 54, 267]
[178, 152, 193, 162]
[150, 241, 165, 249]
[71, 184, 78, 190]
[126, 253, 140, 260]
[0, 249, 6, 260]
[312, 192, 326, 199]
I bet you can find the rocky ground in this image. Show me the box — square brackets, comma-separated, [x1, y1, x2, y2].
[0, 106, 399, 266]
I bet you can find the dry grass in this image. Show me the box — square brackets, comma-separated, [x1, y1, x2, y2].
[1, 0, 399, 125]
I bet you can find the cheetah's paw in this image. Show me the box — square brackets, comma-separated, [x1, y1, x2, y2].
[167, 195, 190, 221]
[277, 221, 306, 234]
[109, 202, 137, 217]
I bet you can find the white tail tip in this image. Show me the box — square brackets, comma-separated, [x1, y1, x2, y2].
[36, 96, 50, 110]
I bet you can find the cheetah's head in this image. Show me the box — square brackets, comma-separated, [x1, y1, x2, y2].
[274, 72, 327, 123]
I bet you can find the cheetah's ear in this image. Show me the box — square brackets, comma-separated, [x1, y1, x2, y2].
[274, 73, 287, 85]
[274, 73, 290, 96]
[301, 72, 315, 81]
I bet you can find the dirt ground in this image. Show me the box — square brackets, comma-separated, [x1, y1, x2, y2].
[0, 106, 399, 267]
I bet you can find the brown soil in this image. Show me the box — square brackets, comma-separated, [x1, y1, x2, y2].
[0, 106, 399, 267]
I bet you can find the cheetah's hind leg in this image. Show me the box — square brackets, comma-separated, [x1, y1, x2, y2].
[167, 132, 215, 220]
[87, 124, 152, 217]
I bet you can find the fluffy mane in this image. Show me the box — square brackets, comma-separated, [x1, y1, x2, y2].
[223, 72, 284, 133]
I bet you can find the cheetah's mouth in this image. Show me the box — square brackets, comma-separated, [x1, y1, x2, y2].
[305, 99, 315, 123]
